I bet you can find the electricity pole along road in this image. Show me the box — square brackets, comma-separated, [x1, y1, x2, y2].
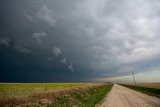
[100, 84, 160, 107]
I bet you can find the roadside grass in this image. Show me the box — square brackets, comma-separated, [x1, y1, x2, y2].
[0, 83, 113, 107]
[49, 84, 113, 107]
[120, 84, 160, 98]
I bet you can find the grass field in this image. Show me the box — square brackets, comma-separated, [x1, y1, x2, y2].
[0, 83, 113, 107]
[128, 83, 160, 89]
[120, 84, 160, 98]
[0, 83, 92, 96]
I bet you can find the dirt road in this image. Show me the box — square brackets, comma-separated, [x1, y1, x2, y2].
[101, 84, 160, 107]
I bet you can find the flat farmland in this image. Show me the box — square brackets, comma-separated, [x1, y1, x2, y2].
[0, 83, 113, 107]
[133, 83, 160, 89]
[0, 83, 93, 96]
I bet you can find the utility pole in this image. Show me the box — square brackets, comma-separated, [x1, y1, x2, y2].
[132, 71, 136, 85]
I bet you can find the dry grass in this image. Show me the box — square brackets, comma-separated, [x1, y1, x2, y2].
[0, 83, 92, 96]
[127, 83, 160, 89]
[121, 83, 160, 98]
[0, 83, 112, 107]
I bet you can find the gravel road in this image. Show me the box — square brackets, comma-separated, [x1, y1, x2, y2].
[101, 84, 160, 107]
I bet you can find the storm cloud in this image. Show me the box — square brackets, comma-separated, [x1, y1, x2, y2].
[0, 0, 160, 82]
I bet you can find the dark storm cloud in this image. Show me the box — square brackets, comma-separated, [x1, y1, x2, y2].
[0, 0, 160, 82]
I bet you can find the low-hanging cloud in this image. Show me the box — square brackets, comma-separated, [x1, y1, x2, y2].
[52, 46, 62, 57]
[68, 63, 74, 72]
[36, 4, 57, 27]
[32, 32, 47, 44]
[60, 57, 67, 64]
[13, 44, 33, 54]
[0, 37, 11, 47]
[52, 46, 75, 72]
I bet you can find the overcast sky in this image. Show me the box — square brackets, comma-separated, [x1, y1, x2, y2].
[0, 0, 160, 82]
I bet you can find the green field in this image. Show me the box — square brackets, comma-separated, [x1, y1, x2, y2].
[120, 84, 160, 98]
[0, 83, 113, 107]
[0, 83, 92, 96]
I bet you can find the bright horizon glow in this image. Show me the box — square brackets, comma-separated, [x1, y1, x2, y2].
[94, 70, 160, 83]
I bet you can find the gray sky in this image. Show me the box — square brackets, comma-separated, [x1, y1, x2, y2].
[0, 0, 160, 82]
